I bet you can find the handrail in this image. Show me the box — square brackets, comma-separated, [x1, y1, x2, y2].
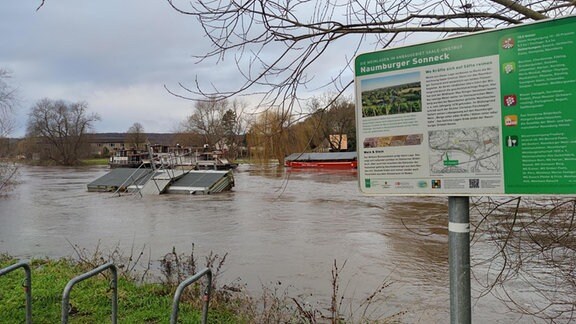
[111, 162, 150, 197]
[61, 262, 117, 324]
[149, 152, 191, 194]
[170, 268, 212, 324]
[0, 262, 32, 324]
[150, 157, 168, 193]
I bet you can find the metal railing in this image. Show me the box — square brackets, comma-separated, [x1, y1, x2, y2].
[170, 268, 213, 324]
[147, 152, 191, 194]
[61, 262, 118, 324]
[111, 162, 152, 197]
[0, 262, 32, 324]
[3, 262, 213, 323]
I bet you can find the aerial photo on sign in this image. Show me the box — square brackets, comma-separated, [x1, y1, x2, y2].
[355, 16, 576, 195]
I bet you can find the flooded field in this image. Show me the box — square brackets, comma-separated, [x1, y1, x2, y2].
[0, 164, 538, 322]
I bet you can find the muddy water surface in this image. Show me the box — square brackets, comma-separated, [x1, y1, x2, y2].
[0, 164, 521, 322]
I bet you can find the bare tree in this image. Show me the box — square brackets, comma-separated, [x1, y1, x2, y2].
[182, 97, 249, 159]
[125, 122, 147, 150]
[307, 94, 356, 152]
[0, 69, 19, 195]
[0, 69, 17, 138]
[222, 99, 250, 159]
[0, 162, 18, 195]
[182, 97, 229, 149]
[326, 98, 355, 151]
[26, 98, 100, 165]
[165, 0, 573, 116]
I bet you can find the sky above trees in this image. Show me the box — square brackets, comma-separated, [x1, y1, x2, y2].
[0, 0, 438, 138]
[1, 1, 243, 137]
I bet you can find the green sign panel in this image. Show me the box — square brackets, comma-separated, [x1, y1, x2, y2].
[355, 16, 576, 195]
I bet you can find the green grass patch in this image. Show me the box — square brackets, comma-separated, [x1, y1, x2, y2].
[0, 256, 240, 323]
[80, 158, 109, 166]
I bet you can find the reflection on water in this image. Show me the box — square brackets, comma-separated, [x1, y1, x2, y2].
[0, 164, 520, 322]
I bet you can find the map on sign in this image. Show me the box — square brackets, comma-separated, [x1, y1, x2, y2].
[428, 127, 501, 175]
[355, 16, 576, 195]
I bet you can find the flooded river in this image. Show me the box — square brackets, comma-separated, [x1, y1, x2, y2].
[1, 164, 528, 322]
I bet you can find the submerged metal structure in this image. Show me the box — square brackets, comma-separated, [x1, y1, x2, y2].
[87, 149, 234, 195]
[87, 169, 234, 195]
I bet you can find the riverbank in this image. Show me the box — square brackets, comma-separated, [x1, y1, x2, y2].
[0, 158, 110, 167]
[0, 252, 403, 323]
[0, 253, 282, 323]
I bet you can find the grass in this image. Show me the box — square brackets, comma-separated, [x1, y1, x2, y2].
[80, 158, 109, 166]
[0, 255, 241, 323]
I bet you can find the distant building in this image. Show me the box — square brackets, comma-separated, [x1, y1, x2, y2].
[86, 133, 209, 157]
[87, 133, 126, 156]
[87, 133, 179, 156]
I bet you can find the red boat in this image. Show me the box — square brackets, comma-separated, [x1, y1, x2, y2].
[284, 152, 357, 169]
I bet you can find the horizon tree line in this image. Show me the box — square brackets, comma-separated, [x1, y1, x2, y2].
[1, 92, 357, 166]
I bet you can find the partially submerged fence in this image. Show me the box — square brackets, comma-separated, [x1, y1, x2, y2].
[0, 261, 212, 323]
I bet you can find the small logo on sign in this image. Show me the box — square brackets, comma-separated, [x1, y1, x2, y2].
[502, 37, 515, 49]
[503, 94, 517, 107]
[506, 135, 519, 147]
[503, 62, 515, 74]
[504, 115, 518, 126]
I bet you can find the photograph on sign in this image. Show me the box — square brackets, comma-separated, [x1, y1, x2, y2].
[355, 16, 576, 195]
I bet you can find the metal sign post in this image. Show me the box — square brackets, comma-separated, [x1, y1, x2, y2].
[448, 196, 471, 323]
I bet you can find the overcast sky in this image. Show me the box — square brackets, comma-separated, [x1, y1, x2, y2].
[1, 1, 251, 137]
[1, 1, 446, 139]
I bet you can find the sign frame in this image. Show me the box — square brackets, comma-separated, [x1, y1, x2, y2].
[355, 16, 576, 196]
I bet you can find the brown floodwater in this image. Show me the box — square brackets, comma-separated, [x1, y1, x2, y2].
[0, 164, 526, 322]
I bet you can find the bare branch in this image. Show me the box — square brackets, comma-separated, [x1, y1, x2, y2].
[489, 0, 549, 20]
[165, 0, 575, 120]
[36, 0, 45, 11]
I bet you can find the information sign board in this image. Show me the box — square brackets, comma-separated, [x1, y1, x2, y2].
[355, 16, 576, 195]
